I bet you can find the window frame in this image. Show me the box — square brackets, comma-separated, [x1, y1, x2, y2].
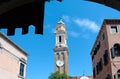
[92, 55, 94, 61]
[110, 26, 118, 34]
[19, 62, 25, 78]
[105, 74, 111, 79]
[111, 44, 120, 58]
[102, 32, 105, 40]
[59, 36, 62, 43]
[93, 67, 96, 78]
[114, 70, 120, 79]
[103, 50, 109, 65]
[99, 58, 103, 71]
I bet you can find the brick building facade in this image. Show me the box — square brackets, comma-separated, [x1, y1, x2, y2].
[91, 19, 120, 79]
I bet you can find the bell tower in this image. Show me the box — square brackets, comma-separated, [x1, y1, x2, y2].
[53, 18, 68, 75]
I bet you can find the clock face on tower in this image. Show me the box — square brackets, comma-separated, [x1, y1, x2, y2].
[56, 60, 64, 67]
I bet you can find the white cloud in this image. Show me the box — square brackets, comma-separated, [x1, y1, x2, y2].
[44, 24, 51, 29]
[62, 15, 70, 22]
[68, 31, 80, 38]
[82, 34, 90, 40]
[73, 18, 100, 32]
[51, 28, 55, 33]
[68, 31, 91, 39]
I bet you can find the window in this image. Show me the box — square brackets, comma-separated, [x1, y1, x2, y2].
[58, 53, 60, 59]
[104, 50, 109, 65]
[19, 63, 25, 77]
[114, 70, 120, 79]
[114, 44, 120, 56]
[59, 36, 61, 43]
[57, 52, 59, 55]
[97, 42, 101, 51]
[99, 58, 103, 71]
[93, 42, 101, 55]
[92, 55, 94, 61]
[93, 68, 96, 78]
[96, 62, 101, 74]
[94, 49, 97, 55]
[105, 74, 111, 79]
[96, 64, 99, 74]
[118, 74, 120, 79]
[96, 58, 103, 74]
[62, 52, 65, 61]
[111, 47, 115, 58]
[110, 26, 118, 34]
[111, 44, 120, 58]
[102, 33, 105, 40]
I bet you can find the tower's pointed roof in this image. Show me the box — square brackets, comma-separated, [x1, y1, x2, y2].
[57, 18, 64, 24]
[56, 18, 66, 31]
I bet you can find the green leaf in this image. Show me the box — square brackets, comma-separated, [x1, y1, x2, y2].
[49, 71, 68, 79]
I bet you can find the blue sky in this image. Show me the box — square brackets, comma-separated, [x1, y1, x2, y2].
[1, 0, 120, 79]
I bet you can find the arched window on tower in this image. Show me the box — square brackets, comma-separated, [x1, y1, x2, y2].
[111, 43, 120, 58]
[59, 36, 62, 43]
[114, 69, 120, 79]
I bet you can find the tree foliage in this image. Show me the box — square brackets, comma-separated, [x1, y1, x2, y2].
[49, 71, 68, 79]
